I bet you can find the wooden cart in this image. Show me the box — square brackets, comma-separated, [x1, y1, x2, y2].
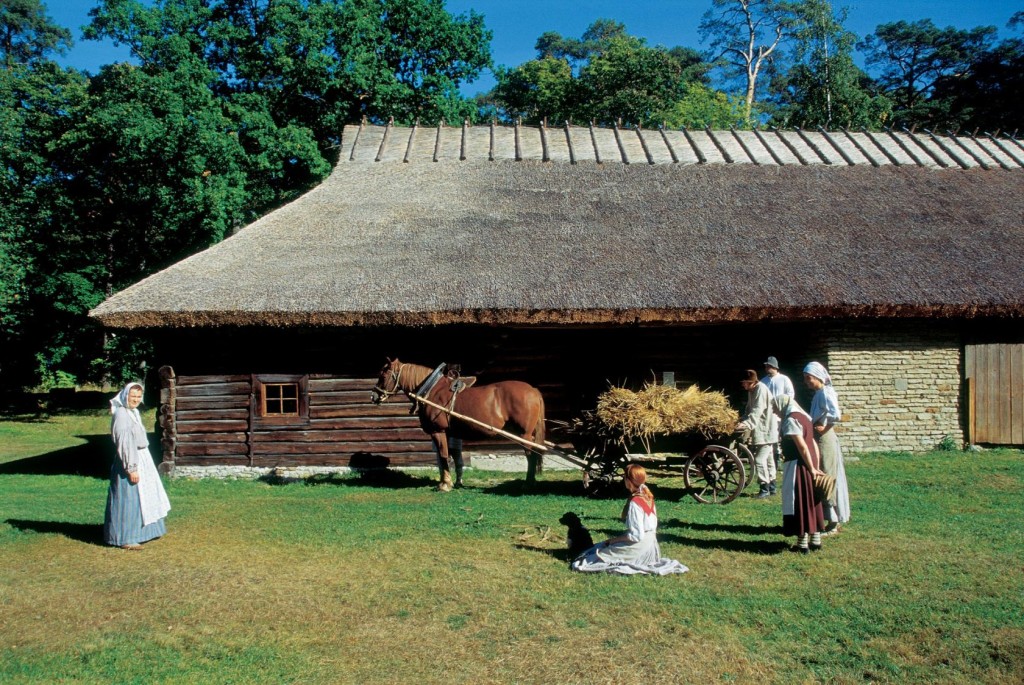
[409, 391, 754, 504]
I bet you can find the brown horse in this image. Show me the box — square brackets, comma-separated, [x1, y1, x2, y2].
[371, 358, 546, 491]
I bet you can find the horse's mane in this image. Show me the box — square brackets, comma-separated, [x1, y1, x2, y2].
[398, 362, 434, 391]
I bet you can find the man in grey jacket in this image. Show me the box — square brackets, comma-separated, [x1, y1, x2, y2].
[737, 369, 779, 498]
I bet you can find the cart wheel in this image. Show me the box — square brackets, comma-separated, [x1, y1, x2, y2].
[684, 445, 746, 504]
[734, 442, 756, 490]
[583, 446, 628, 498]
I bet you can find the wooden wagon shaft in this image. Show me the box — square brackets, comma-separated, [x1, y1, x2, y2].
[405, 391, 591, 469]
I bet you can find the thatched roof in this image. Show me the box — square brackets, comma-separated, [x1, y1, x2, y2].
[90, 123, 1024, 328]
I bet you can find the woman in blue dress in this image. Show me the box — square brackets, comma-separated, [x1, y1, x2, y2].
[104, 383, 171, 550]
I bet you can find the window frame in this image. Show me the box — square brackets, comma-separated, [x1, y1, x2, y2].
[253, 374, 309, 426]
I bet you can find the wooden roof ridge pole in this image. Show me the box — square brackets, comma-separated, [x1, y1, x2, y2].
[514, 118, 523, 161]
[840, 128, 880, 167]
[971, 131, 1012, 170]
[612, 119, 630, 164]
[680, 127, 707, 164]
[923, 128, 971, 169]
[860, 128, 902, 166]
[348, 116, 366, 161]
[539, 117, 551, 162]
[770, 128, 810, 165]
[403, 119, 418, 163]
[901, 127, 949, 168]
[794, 127, 832, 164]
[884, 127, 927, 166]
[948, 129, 995, 169]
[816, 127, 856, 166]
[564, 120, 577, 165]
[729, 126, 760, 165]
[405, 390, 588, 467]
[1003, 129, 1023, 150]
[635, 125, 655, 165]
[658, 124, 680, 163]
[985, 132, 1024, 167]
[432, 119, 444, 162]
[375, 116, 393, 162]
[460, 119, 469, 161]
[705, 127, 733, 163]
[588, 120, 602, 164]
[752, 127, 786, 166]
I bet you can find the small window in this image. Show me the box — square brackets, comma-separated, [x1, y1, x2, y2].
[263, 382, 299, 416]
[254, 374, 309, 425]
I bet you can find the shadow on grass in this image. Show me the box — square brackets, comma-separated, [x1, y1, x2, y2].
[263, 468, 437, 490]
[662, 518, 783, 536]
[481, 478, 587, 498]
[657, 532, 790, 555]
[0, 435, 110, 479]
[514, 542, 572, 563]
[6, 518, 106, 546]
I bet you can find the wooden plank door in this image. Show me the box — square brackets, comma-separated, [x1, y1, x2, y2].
[965, 343, 1024, 445]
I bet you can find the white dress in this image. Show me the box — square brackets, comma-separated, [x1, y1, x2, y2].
[571, 497, 688, 576]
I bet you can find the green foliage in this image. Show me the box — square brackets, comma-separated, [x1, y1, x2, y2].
[488, 20, 720, 128]
[859, 18, 998, 126]
[769, 0, 892, 129]
[1, 0, 492, 390]
[0, 0, 71, 67]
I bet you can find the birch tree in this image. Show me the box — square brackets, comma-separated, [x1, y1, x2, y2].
[700, 0, 795, 123]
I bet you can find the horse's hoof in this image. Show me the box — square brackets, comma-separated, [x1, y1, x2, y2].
[437, 482, 452, 492]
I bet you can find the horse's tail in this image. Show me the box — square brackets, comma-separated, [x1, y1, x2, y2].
[533, 389, 546, 445]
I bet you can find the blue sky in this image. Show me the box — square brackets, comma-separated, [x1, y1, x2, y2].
[50, 0, 1023, 95]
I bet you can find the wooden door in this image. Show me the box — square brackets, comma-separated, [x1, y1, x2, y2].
[965, 343, 1024, 445]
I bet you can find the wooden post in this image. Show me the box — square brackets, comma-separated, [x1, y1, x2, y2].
[157, 366, 176, 475]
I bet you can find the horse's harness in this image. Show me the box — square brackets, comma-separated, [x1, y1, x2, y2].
[372, 363, 406, 403]
[374, 362, 467, 414]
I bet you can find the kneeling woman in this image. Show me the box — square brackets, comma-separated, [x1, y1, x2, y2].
[571, 464, 688, 575]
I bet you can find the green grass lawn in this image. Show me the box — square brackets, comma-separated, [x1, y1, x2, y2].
[1, 411, 1022, 684]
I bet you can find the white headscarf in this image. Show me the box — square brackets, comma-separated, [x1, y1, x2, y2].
[110, 382, 144, 416]
[773, 393, 809, 419]
[803, 361, 832, 385]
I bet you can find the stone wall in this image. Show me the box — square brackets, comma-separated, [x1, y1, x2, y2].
[824, 322, 963, 453]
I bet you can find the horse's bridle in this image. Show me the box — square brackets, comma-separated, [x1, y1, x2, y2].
[371, 363, 405, 403]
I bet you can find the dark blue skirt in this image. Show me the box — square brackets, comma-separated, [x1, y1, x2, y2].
[104, 464, 166, 546]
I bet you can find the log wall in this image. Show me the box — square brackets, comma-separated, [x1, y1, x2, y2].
[169, 373, 436, 468]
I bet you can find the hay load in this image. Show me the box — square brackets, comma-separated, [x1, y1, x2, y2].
[595, 383, 739, 450]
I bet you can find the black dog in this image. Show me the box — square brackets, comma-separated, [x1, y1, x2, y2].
[559, 511, 594, 560]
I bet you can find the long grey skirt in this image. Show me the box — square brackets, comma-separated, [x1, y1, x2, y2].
[104, 466, 167, 546]
[816, 428, 851, 524]
[571, 535, 688, 576]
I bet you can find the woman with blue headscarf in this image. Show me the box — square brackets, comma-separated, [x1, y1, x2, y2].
[105, 382, 171, 550]
[803, 362, 850, 533]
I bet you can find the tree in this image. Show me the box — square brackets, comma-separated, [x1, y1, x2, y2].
[934, 12, 1024, 132]
[0, 0, 71, 68]
[487, 20, 719, 128]
[858, 18, 997, 126]
[700, 0, 796, 123]
[0, 1, 88, 389]
[769, 0, 892, 129]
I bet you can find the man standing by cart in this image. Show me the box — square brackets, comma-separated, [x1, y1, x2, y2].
[737, 370, 778, 498]
[761, 356, 794, 471]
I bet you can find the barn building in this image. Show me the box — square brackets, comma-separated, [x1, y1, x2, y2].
[89, 122, 1024, 476]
